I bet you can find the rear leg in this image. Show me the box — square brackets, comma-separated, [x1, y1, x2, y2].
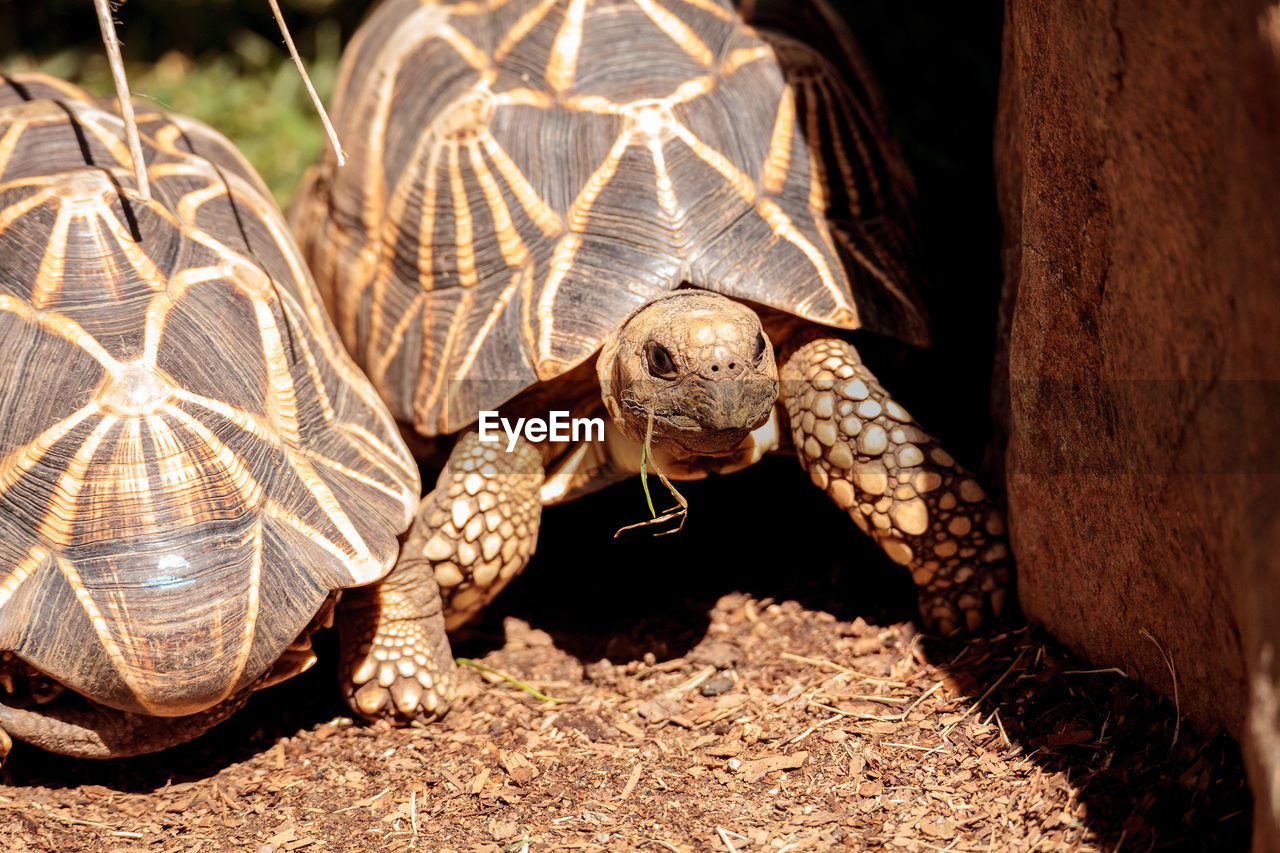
[340, 431, 543, 722]
[781, 337, 1011, 633]
[339, 552, 456, 723]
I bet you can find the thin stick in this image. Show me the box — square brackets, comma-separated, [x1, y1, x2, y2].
[993, 707, 1010, 747]
[332, 787, 391, 813]
[902, 680, 944, 715]
[1062, 667, 1129, 677]
[785, 711, 844, 745]
[267, 0, 346, 166]
[409, 789, 418, 849]
[882, 742, 949, 754]
[93, 0, 150, 204]
[780, 652, 851, 673]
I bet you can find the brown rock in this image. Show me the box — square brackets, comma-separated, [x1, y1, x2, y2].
[690, 640, 745, 669]
[996, 1, 1280, 847]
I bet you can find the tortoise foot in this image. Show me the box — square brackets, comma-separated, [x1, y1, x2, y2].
[781, 337, 1012, 633]
[339, 548, 456, 724]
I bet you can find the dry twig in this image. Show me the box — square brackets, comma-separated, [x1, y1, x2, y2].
[1140, 627, 1181, 748]
[92, 0, 149, 204]
[266, 0, 345, 165]
[940, 650, 1026, 739]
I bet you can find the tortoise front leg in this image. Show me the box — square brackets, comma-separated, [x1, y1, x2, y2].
[780, 338, 1011, 633]
[418, 431, 544, 630]
[340, 430, 544, 723]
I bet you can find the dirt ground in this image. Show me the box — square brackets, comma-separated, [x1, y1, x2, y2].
[0, 461, 1253, 852]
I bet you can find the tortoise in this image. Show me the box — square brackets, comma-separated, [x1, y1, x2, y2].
[293, 0, 1011, 721]
[0, 73, 442, 761]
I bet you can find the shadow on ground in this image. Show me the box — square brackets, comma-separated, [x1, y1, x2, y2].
[469, 460, 1253, 851]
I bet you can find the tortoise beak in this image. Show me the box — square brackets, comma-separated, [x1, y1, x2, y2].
[657, 373, 777, 456]
[693, 375, 778, 433]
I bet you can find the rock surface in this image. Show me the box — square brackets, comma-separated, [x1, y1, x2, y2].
[995, 1, 1280, 846]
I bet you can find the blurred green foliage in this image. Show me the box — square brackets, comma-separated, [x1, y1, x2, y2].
[0, 2, 1001, 214]
[0, 1, 366, 206]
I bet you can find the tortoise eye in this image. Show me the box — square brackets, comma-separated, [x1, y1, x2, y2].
[752, 331, 767, 364]
[646, 342, 679, 379]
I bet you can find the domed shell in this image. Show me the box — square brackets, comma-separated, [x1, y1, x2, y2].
[0, 75, 420, 717]
[293, 0, 926, 438]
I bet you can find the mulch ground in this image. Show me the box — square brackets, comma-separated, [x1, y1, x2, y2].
[0, 461, 1253, 851]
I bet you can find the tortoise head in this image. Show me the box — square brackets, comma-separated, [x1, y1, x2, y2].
[597, 291, 779, 457]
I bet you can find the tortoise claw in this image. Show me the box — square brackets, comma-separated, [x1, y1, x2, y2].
[345, 638, 450, 723]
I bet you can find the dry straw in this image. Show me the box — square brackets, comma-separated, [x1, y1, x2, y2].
[614, 401, 688, 537]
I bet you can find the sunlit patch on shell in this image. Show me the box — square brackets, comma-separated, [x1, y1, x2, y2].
[44, 169, 117, 211]
[97, 362, 177, 416]
[625, 101, 676, 140]
[143, 553, 195, 589]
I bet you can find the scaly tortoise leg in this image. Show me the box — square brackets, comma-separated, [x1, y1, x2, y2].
[341, 431, 544, 722]
[417, 431, 544, 630]
[780, 338, 1010, 633]
[0, 692, 252, 760]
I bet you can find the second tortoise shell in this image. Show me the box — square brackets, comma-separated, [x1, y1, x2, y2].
[293, 0, 926, 437]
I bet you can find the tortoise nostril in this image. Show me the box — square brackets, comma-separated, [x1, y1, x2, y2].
[709, 360, 744, 377]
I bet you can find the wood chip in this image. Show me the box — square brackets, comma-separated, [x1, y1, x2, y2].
[618, 763, 644, 801]
[499, 750, 539, 786]
[735, 751, 808, 783]
[0, 590, 1248, 852]
[614, 717, 647, 739]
